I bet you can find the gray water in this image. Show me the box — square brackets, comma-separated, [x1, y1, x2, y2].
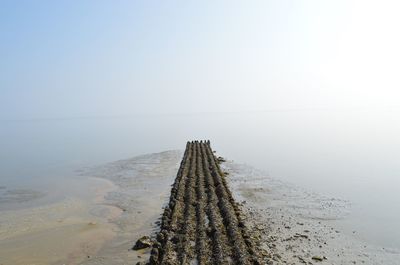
[1, 109, 399, 248]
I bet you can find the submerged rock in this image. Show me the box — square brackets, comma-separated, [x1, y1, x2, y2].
[133, 236, 153, 250]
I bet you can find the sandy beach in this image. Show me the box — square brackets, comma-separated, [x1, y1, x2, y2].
[1, 149, 399, 264]
[0, 177, 121, 265]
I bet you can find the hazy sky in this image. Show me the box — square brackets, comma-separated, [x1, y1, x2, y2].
[1, 1, 400, 120]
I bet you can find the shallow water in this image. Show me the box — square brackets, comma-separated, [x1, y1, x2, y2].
[0, 175, 120, 265]
[1, 109, 399, 250]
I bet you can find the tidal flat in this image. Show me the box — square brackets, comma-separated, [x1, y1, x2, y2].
[1, 149, 399, 264]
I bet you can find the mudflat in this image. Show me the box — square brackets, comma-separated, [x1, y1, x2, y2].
[1, 145, 399, 264]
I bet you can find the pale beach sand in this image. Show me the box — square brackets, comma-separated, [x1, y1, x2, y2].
[0, 177, 121, 265]
[1, 150, 399, 265]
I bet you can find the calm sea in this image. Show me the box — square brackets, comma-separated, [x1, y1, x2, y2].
[1, 109, 399, 248]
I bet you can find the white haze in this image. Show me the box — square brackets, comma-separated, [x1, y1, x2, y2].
[1, 0, 400, 252]
[1, 1, 400, 119]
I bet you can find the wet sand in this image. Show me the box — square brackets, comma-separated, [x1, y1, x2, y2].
[80, 150, 183, 265]
[82, 150, 400, 264]
[2, 150, 399, 264]
[223, 160, 400, 264]
[0, 177, 121, 265]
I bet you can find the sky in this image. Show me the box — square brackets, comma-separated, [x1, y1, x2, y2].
[1, 0, 400, 120]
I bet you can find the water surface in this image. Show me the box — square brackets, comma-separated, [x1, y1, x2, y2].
[1, 109, 399, 248]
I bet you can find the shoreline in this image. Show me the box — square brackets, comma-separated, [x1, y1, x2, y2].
[224, 160, 400, 264]
[79, 150, 183, 265]
[87, 149, 400, 264]
[1, 149, 399, 264]
[0, 175, 121, 265]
